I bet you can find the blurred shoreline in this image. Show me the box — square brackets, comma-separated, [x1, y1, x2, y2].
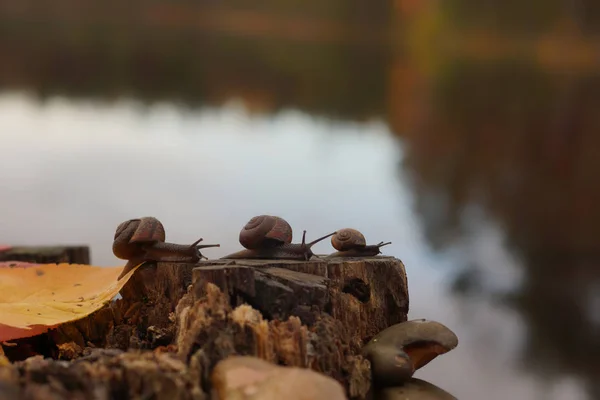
[2, 1, 600, 398]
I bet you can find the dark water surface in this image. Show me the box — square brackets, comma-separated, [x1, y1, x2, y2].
[1, 3, 600, 399]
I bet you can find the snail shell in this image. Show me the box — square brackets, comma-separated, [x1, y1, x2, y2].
[113, 217, 166, 260]
[113, 216, 221, 280]
[239, 215, 293, 250]
[331, 228, 366, 251]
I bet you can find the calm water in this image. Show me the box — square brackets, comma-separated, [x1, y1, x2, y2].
[2, 2, 600, 399]
[0, 92, 589, 400]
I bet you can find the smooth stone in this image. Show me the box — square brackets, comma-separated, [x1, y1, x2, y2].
[363, 319, 459, 387]
[211, 355, 347, 400]
[375, 378, 457, 400]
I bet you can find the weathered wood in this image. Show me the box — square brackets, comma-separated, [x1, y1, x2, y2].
[174, 282, 370, 399]
[191, 264, 256, 299]
[325, 256, 409, 346]
[110, 256, 407, 365]
[0, 349, 205, 400]
[118, 261, 197, 327]
[193, 257, 408, 347]
[3, 256, 408, 400]
[0, 246, 90, 264]
[176, 257, 406, 398]
[191, 264, 330, 323]
[0, 348, 364, 400]
[255, 267, 329, 323]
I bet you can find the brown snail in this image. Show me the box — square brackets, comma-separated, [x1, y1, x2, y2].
[327, 228, 391, 257]
[239, 215, 293, 249]
[113, 217, 220, 280]
[221, 215, 336, 261]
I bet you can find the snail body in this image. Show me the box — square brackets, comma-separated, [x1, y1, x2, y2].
[222, 215, 336, 261]
[113, 217, 220, 279]
[327, 228, 391, 258]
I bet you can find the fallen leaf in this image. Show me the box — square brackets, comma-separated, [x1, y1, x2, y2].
[0, 261, 141, 342]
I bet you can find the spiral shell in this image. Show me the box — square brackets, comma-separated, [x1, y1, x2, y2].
[239, 215, 293, 249]
[331, 228, 366, 251]
[113, 217, 166, 259]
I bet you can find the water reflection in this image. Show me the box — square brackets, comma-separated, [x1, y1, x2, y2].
[399, 59, 600, 399]
[0, 92, 404, 263]
[0, 93, 590, 400]
[2, 2, 600, 398]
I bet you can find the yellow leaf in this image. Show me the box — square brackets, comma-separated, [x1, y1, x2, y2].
[0, 261, 141, 342]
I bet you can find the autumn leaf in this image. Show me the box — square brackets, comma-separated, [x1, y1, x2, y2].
[0, 261, 141, 342]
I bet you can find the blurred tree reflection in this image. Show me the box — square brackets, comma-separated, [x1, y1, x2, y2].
[389, 12, 600, 397]
[396, 57, 600, 397]
[1, 0, 600, 397]
[0, 0, 389, 120]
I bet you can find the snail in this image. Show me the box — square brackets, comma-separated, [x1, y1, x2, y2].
[327, 228, 391, 258]
[221, 215, 336, 261]
[113, 217, 220, 280]
[239, 215, 293, 249]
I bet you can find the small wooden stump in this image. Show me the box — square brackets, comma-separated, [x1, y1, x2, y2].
[109, 256, 407, 350]
[0, 246, 90, 264]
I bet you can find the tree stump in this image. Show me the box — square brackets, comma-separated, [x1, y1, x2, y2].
[2, 256, 409, 400]
[190, 257, 409, 349]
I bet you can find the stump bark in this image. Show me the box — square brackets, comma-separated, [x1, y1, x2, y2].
[2, 256, 409, 400]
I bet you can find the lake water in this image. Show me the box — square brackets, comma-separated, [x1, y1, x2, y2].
[1, 2, 600, 398]
[0, 91, 590, 400]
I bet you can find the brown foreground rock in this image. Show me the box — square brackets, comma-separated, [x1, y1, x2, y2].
[211, 356, 347, 400]
[2, 256, 409, 400]
[375, 379, 458, 400]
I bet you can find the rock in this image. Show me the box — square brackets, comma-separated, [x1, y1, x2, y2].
[374, 378, 457, 400]
[362, 319, 458, 387]
[211, 355, 347, 400]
